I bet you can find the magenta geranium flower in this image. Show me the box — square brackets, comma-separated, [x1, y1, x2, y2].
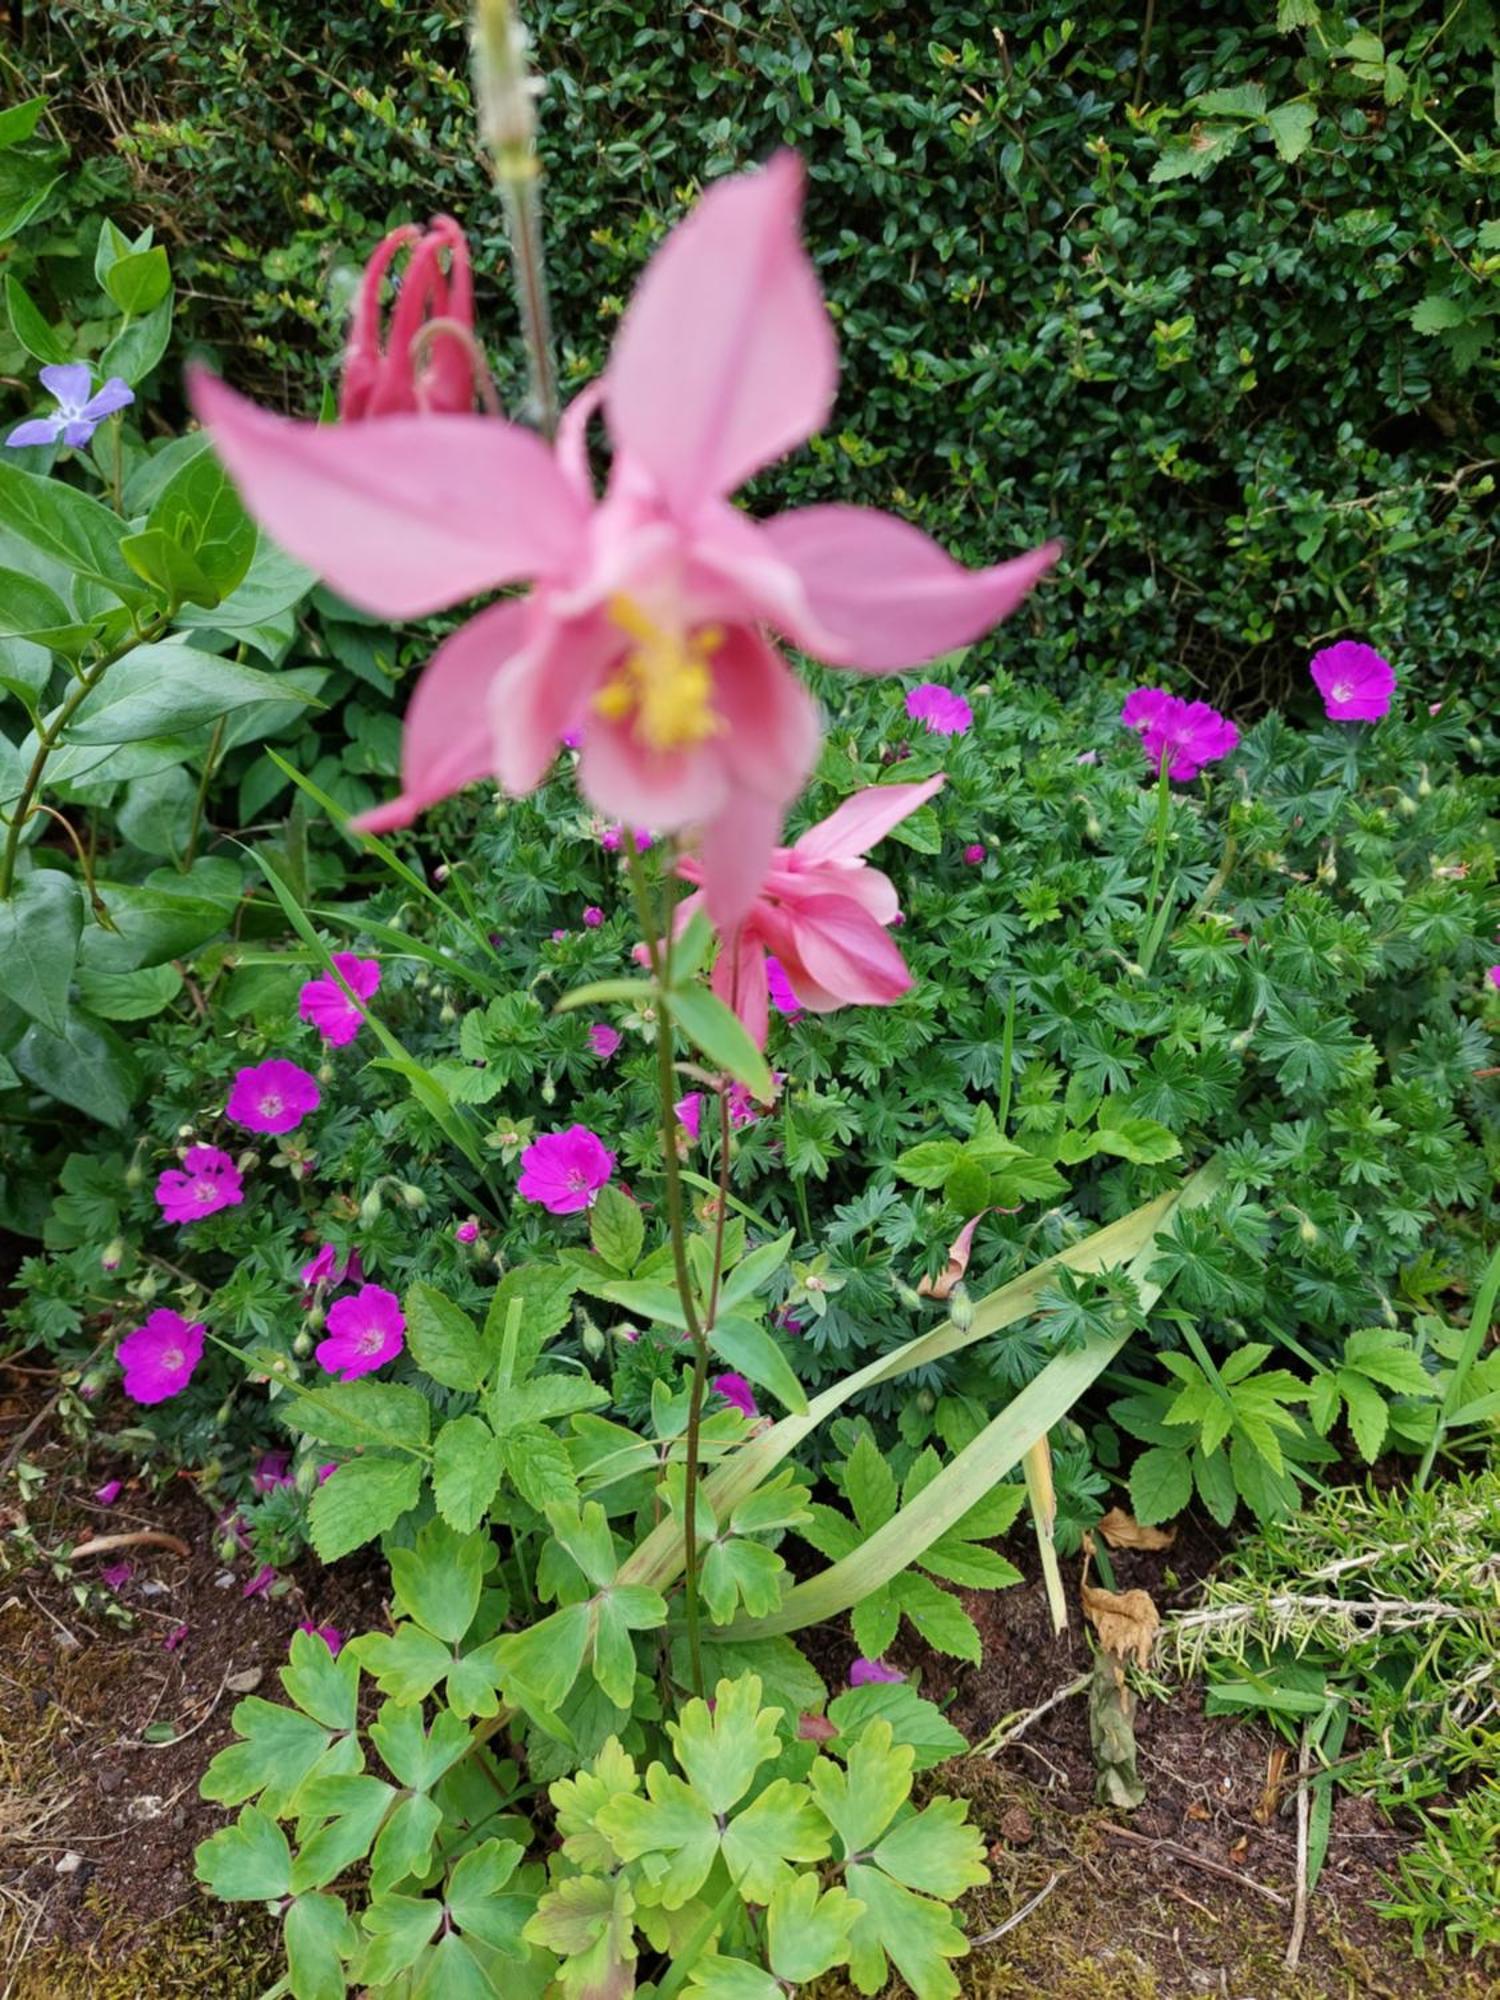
[455, 1218, 480, 1244]
[300, 1242, 363, 1288]
[588, 1023, 622, 1059]
[764, 954, 802, 1019]
[297, 1622, 345, 1656]
[1488, 966, 1500, 990]
[243, 1565, 277, 1599]
[905, 683, 973, 736]
[582, 905, 604, 928]
[962, 842, 985, 865]
[117, 1309, 205, 1405]
[226, 1059, 322, 1135]
[675, 775, 943, 1049]
[517, 1126, 616, 1214]
[1309, 641, 1396, 722]
[849, 1657, 905, 1687]
[252, 1451, 292, 1493]
[298, 953, 381, 1046]
[713, 1372, 759, 1419]
[315, 1284, 406, 1380]
[191, 155, 1056, 926]
[155, 1144, 244, 1226]
[1120, 688, 1239, 782]
[675, 1093, 704, 1143]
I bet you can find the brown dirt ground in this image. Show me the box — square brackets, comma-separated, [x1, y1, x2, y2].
[1, 1358, 1494, 1999]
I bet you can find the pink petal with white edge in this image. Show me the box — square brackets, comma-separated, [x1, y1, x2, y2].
[793, 774, 945, 865]
[762, 505, 1061, 671]
[711, 627, 821, 806]
[189, 368, 586, 619]
[787, 893, 914, 1005]
[354, 599, 529, 832]
[605, 153, 837, 518]
[697, 791, 785, 931]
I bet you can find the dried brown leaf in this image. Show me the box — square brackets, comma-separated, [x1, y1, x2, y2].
[1096, 1506, 1177, 1552]
[917, 1211, 988, 1302]
[1082, 1580, 1160, 1670]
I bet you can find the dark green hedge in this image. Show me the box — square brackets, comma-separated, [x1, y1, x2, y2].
[27, 0, 1499, 709]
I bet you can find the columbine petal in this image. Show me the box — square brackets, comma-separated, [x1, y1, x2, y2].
[189, 368, 586, 618]
[697, 792, 785, 931]
[792, 775, 945, 866]
[711, 930, 771, 1052]
[355, 599, 530, 832]
[762, 505, 1060, 671]
[605, 152, 836, 517]
[710, 626, 821, 807]
[787, 893, 915, 1005]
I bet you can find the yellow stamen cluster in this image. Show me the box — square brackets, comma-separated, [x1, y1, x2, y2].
[596, 595, 724, 751]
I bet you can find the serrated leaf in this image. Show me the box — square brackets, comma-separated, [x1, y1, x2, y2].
[309, 1456, 423, 1562]
[1338, 1369, 1389, 1462]
[842, 1432, 898, 1534]
[890, 1571, 980, 1661]
[1263, 100, 1316, 162]
[828, 1683, 968, 1771]
[500, 1422, 578, 1510]
[276, 1378, 431, 1454]
[431, 1415, 503, 1533]
[404, 1282, 485, 1391]
[589, 1182, 644, 1273]
[1128, 1443, 1194, 1524]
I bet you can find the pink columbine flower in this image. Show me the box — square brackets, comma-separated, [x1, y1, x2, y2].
[517, 1126, 616, 1214]
[243, 1565, 277, 1599]
[455, 1218, 480, 1243]
[764, 954, 802, 1019]
[101, 1561, 133, 1592]
[849, 1657, 905, 1687]
[962, 842, 985, 865]
[226, 1058, 321, 1135]
[713, 1372, 759, 1419]
[191, 156, 1056, 927]
[94, 1479, 122, 1506]
[300, 1243, 363, 1289]
[675, 776, 944, 1049]
[155, 1144, 243, 1226]
[340, 216, 476, 420]
[297, 1622, 344, 1656]
[582, 905, 605, 928]
[252, 1451, 292, 1494]
[315, 1284, 406, 1380]
[298, 953, 381, 1046]
[1120, 688, 1239, 782]
[588, 1023, 622, 1059]
[675, 1092, 704, 1142]
[1309, 641, 1396, 723]
[906, 683, 973, 736]
[117, 1308, 205, 1405]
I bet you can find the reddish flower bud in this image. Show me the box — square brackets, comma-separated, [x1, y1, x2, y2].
[341, 217, 477, 421]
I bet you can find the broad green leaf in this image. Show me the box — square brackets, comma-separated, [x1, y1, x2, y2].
[309, 1456, 423, 1562]
[827, 1683, 967, 1771]
[0, 565, 70, 638]
[589, 1182, 644, 1273]
[199, 1698, 332, 1811]
[671, 1674, 782, 1815]
[594, 1770, 718, 1908]
[503, 1374, 609, 1426]
[358, 1896, 443, 1987]
[284, 1891, 357, 2000]
[1091, 1116, 1182, 1165]
[1194, 82, 1268, 116]
[443, 1638, 509, 1720]
[1339, 1369, 1389, 1462]
[851, 1587, 901, 1662]
[808, 1718, 913, 1855]
[0, 459, 141, 605]
[873, 1795, 988, 1896]
[368, 1701, 472, 1794]
[700, 1536, 786, 1625]
[686, 1958, 779, 2000]
[721, 1776, 831, 1903]
[845, 1861, 971, 2000]
[718, 1230, 796, 1312]
[709, 1315, 807, 1415]
[404, 1281, 486, 1391]
[552, 1737, 642, 1870]
[842, 1433, 897, 1534]
[1411, 293, 1466, 334]
[0, 869, 82, 1032]
[4, 273, 69, 365]
[369, 1791, 443, 1897]
[74, 959, 182, 1021]
[1344, 1326, 1430, 1395]
[353, 1624, 452, 1708]
[523, 1872, 638, 1981]
[194, 1805, 292, 1901]
[500, 1422, 578, 1510]
[892, 1140, 961, 1190]
[766, 1873, 865, 1984]
[0, 98, 46, 148]
[431, 1414, 503, 1533]
[274, 1377, 430, 1454]
[281, 1626, 361, 1731]
[445, 1837, 528, 1954]
[292, 1777, 397, 1891]
[889, 1571, 980, 1662]
[493, 1600, 591, 1712]
[1128, 1443, 1194, 1525]
[1264, 100, 1316, 162]
[389, 1518, 485, 1644]
[695, 1636, 827, 1722]
[63, 643, 314, 744]
[590, 1593, 642, 1708]
[482, 1262, 579, 1378]
[412, 1931, 497, 2000]
[668, 983, 773, 1099]
[104, 245, 171, 317]
[99, 293, 172, 384]
[15, 1007, 139, 1125]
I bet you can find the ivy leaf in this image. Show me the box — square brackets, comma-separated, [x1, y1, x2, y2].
[845, 1861, 972, 2000]
[195, 1804, 292, 1902]
[389, 1518, 485, 1644]
[431, 1415, 503, 1534]
[720, 1775, 832, 1903]
[309, 1456, 423, 1562]
[404, 1282, 486, 1392]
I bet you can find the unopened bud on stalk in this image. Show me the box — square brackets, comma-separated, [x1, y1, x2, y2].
[215, 1399, 234, 1427]
[218, 1534, 240, 1564]
[893, 1279, 925, 1312]
[541, 1074, 557, 1105]
[1297, 1214, 1320, 1245]
[101, 1237, 125, 1273]
[295, 1458, 322, 1498]
[135, 1272, 158, 1302]
[581, 1319, 606, 1360]
[359, 1188, 384, 1225]
[177, 1123, 195, 1141]
[293, 1331, 314, 1358]
[401, 1183, 428, 1210]
[916, 1387, 937, 1414]
[947, 1283, 974, 1332]
[1397, 794, 1418, 818]
[440, 1001, 457, 1024]
[124, 1158, 144, 1190]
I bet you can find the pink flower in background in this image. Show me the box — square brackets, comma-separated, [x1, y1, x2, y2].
[163, 1623, 189, 1653]
[1488, 966, 1500, 990]
[582, 905, 605, 928]
[1309, 641, 1396, 722]
[117, 1308, 205, 1405]
[340, 216, 476, 420]
[193, 155, 1056, 925]
[849, 1657, 905, 1687]
[316, 1284, 406, 1380]
[243, 1565, 277, 1599]
[226, 1058, 321, 1135]
[297, 1622, 345, 1656]
[1120, 688, 1239, 782]
[101, 1561, 133, 1592]
[962, 842, 985, 865]
[764, 954, 801, 1019]
[1076, 748, 1099, 766]
[588, 1023, 622, 1059]
[94, 1479, 122, 1506]
[676, 775, 943, 1049]
[517, 1126, 615, 1213]
[905, 683, 973, 736]
[156, 1144, 243, 1226]
[300, 1242, 363, 1288]
[298, 953, 381, 1046]
[713, 1372, 759, 1419]
[674, 1093, 704, 1142]
[455, 1217, 480, 1244]
[252, 1451, 293, 1493]
[600, 824, 654, 853]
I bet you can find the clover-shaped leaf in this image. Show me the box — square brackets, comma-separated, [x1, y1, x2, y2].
[281, 1625, 361, 1732]
[524, 1872, 639, 1999]
[198, 1696, 346, 1818]
[446, 1837, 529, 1955]
[594, 1769, 718, 1909]
[720, 1775, 831, 1903]
[845, 1861, 971, 2000]
[368, 1700, 473, 1793]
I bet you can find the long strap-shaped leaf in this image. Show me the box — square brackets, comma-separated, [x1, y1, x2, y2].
[617, 1158, 1224, 1598]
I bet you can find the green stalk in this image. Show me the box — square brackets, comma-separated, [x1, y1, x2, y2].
[1136, 754, 1174, 975]
[1021, 1432, 1067, 1634]
[1416, 1236, 1500, 1488]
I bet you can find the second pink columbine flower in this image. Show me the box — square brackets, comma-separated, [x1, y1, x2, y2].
[191, 155, 1056, 926]
[675, 776, 943, 1049]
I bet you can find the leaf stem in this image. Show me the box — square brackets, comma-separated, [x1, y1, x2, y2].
[1137, 755, 1174, 974]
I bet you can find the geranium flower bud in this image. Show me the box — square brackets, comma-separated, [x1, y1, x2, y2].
[101, 1237, 125, 1273]
[400, 1183, 428, 1210]
[947, 1283, 974, 1332]
[215, 1400, 234, 1426]
[581, 1320, 606, 1360]
[293, 1331, 314, 1358]
[359, 1188, 384, 1225]
[341, 217, 477, 419]
[218, 1534, 241, 1564]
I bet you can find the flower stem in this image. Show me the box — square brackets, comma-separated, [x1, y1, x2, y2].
[1137, 755, 1174, 975]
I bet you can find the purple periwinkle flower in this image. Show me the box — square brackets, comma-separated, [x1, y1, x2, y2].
[517, 1126, 616, 1213]
[1309, 641, 1396, 723]
[1120, 687, 1239, 782]
[713, 1372, 759, 1420]
[315, 1284, 406, 1380]
[5, 363, 134, 449]
[226, 1058, 321, 1135]
[849, 1657, 906, 1687]
[588, 1022, 622, 1059]
[155, 1144, 243, 1226]
[117, 1308, 205, 1404]
[298, 953, 381, 1046]
[906, 682, 973, 736]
